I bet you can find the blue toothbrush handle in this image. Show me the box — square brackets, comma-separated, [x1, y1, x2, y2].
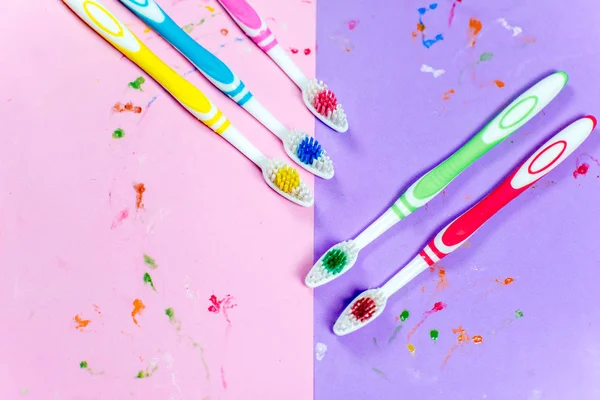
[119, 0, 254, 105]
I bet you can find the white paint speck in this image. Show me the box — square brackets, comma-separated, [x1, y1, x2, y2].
[420, 64, 446, 78]
[184, 276, 196, 300]
[497, 18, 523, 37]
[528, 389, 542, 400]
[315, 342, 328, 361]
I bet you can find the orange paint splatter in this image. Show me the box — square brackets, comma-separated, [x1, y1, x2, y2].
[417, 22, 425, 32]
[472, 335, 483, 344]
[494, 80, 505, 88]
[113, 102, 143, 114]
[411, 31, 418, 38]
[496, 277, 514, 286]
[420, 285, 426, 293]
[220, 28, 229, 36]
[74, 314, 91, 331]
[442, 89, 455, 100]
[468, 18, 483, 47]
[521, 36, 536, 43]
[133, 183, 146, 210]
[143, 26, 151, 33]
[436, 267, 449, 291]
[131, 298, 146, 326]
[442, 326, 483, 367]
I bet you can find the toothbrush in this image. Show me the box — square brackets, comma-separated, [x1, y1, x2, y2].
[334, 116, 597, 335]
[118, 0, 334, 179]
[216, 0, 348, 133]
[305, 71, 569, 287]
[63, 0, 313, 207]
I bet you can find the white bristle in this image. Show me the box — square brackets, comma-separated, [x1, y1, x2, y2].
[286, 130, 334, 176]
[305, 79, 348, 129]
[265, 159, 313, 204]
[333, 289, 387, 336]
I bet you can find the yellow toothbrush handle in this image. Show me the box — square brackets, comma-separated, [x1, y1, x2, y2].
[63, 0, 231, 134]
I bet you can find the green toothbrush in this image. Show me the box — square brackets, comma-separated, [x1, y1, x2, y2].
[305, 71, 569, 288]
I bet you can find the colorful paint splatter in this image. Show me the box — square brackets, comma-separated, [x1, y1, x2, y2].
[143, 254, 158, 269]
[417, 4, 444, 48]
[468, 18, 483, 47]
[113, 102, 143, 114]
[128, 76, 145, 91]
[208, 294, 237, 324]
[112, 128, 125, 139]
[131, 298, 146, 326]
[143, 272, 156, 291]
[110, 209, 129, 229]
[430, 329, 439, 341]
[74, 314, 91, 331]
[133, 183, 146, 210]
[406, 301, 446, 341]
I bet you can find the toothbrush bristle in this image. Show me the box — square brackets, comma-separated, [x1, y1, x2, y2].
[321, 248, 347, 274]
[287, 131, 334, 176]
[351, 297, 377, 322]
[265, 159, 313, 204]
[313, 89, 337, 117]
[274, 165, 300, 194]
[306, 80, 347, 129]
[297, 136, 323, 165]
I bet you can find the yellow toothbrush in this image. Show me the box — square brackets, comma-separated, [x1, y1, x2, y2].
[63, 0, 313, 207]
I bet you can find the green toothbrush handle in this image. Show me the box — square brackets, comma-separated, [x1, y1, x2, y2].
[390, 71, 568, 219]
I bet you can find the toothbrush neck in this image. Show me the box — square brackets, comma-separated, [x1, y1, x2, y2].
[266, 45, 309, 90]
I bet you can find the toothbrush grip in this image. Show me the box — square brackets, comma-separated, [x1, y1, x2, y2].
[390, 71, 569, 218]
[63, 0, 231, 134]
[119, 0, 254, 104]
[217, 0, 279, 52]
[421, 116, 595, 263]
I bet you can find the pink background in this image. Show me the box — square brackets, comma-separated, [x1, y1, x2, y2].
[0, 0, 315, 399]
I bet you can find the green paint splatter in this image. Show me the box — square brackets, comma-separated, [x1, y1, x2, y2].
[515, 309, 524, 319]
[136, 370, 147, 379]
[388, 325, 403, 344]
[430, 329, 439, 341]
[479, 52, 494, 62]
[143, 254, 158, 269]
[112, 128, 125, 139]
[399, 309, 410, 321]
[128, 76, 145, 90]
[321, 248, 347, 275]
[192, 342, 211, 381]
[80, 361, 88, 369]
[182, 18, 205, 33]
[143, 272, 156, 291]
[165, 307, 175, 321]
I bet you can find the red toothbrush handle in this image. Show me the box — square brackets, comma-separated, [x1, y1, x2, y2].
[419, 116, 596, 265]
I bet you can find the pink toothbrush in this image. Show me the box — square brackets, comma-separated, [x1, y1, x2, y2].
[217, 0, 348, 133]
[333, 116, 596, 335]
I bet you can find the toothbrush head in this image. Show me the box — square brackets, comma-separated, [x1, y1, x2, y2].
[333, 288, 387, 336]
[303, 79, 348, 133]
[305, 240, 358, 287]
[284, 130, 334, 179]
[263, 159, 314, 207]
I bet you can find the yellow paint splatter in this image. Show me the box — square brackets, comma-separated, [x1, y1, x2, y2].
[407, 343, 416, 356]
[205, 5, 215, 12]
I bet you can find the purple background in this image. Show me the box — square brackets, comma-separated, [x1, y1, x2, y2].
[314, 0, 600, 399]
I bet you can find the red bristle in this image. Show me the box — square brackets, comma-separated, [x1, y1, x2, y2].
[351, 297, 377, 322]
[313, 89, 337, 117]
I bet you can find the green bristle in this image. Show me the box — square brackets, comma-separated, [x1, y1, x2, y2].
[322, 248, 348, 275]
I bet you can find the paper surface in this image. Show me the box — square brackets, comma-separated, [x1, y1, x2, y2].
[0, 0, 314, 399]
[314, 1, 600, 399]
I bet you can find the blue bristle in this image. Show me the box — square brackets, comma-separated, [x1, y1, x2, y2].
[296, 136, 323, 165]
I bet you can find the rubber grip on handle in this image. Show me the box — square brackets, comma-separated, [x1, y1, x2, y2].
[428, 116, 595, 261]
[120, 0, 251, 103]
[63, 0, 231, 134]
[218, 0, 279, 52]
[391, 72, 569, 219]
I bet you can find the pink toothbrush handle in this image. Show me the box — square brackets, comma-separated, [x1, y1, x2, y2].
[419, 116, 596, 265]
[218, 0, 278, 52]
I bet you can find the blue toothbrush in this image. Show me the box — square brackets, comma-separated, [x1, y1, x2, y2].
[119, 0, 333, 179]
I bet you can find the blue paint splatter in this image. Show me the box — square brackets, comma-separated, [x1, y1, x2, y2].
[417, 3, 444, 49]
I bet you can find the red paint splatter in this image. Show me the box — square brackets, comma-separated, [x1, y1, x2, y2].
[220, 28, 229, 36]
[442, 89, 455, 100]
[494, 80, 505, 88]
[133, 183, 146, 210]
[93, 304, 102, 315]
[350, 297, 377, 322]
[74, 314, 91, 331]
[346, 19, 359, 30]
[304, 48, 311, 55]
[496, 277, 515, 286]
[221, 366, 228, 389]
[111, 208, 129, 229]
[468, 18, 483, 47]
[448, 0, 462, 26]
[573, 162, 590, 178]
[290, 47, 299, 54]
[132, 298, 146, 326]
[208, 294, 237, 324]
[406, 302, 447, 341]
[113, 101, 143, 114]
[313, 89, 338, 117]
